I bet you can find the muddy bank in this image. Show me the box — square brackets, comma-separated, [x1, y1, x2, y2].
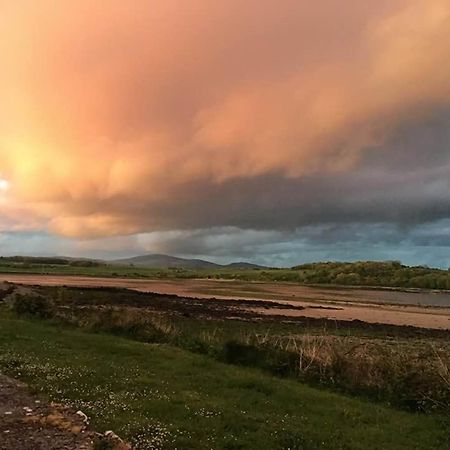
[0, 375, 94, 450]
[1, 275, 450, 330]
[2, 274, 450, 307]
[3, 282, 449, 338]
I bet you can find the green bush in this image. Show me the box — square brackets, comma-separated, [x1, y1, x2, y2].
[220, 341, 298, 376]
[10, 294, 56, 319]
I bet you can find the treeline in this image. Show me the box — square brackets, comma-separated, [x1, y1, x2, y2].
[0, 256, 103, 268]
[290, 261, 450, 289]
[204, 261, 450, 289]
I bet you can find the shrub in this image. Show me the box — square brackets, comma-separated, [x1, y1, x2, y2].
[221, 341, 267, 367]
[220, 340, 298, 376]
[10, 294, 56, 319]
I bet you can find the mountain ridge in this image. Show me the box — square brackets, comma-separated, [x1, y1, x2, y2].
[110, 254, 268, 269]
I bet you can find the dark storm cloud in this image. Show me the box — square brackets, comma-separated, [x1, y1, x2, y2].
[137, 220, 450, 268]
[79, 111, 449, 233]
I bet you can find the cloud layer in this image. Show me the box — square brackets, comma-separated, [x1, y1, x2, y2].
[0, 1, 449, 265]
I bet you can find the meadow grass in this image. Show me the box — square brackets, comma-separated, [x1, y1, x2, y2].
[0, 310, 449, 449]
[8, 287, 450, 413]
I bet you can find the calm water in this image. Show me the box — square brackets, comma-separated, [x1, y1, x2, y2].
[331, 287, 450, 307]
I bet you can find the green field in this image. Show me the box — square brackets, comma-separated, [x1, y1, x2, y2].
[4, 284, 450, 412]
[0, 303, 449, 449]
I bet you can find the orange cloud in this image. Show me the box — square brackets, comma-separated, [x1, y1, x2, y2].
[0, 0, 449, 237]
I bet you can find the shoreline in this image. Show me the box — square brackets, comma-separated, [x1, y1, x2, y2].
[1, 274, 450, 330]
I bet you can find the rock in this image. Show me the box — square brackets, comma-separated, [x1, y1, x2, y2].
[97, 430, 132, 450]
[76, 410, 89, 424]
[0, 374, 95, 450]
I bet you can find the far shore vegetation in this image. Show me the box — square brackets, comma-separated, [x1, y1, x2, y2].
[0, 257, 449, 290]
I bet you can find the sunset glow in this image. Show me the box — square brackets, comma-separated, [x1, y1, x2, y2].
[0, 0, 449, 265]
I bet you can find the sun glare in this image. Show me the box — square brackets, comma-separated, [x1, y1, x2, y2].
[0, 178, 10, 192]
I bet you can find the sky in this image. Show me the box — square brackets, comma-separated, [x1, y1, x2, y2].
[0, 0, 450, 267]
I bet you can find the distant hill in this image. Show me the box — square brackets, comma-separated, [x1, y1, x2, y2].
[110, 254, 220, 269]
[110, 254, 267, 270]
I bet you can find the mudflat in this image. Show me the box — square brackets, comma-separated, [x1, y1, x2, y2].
[1, 274, 450, 329]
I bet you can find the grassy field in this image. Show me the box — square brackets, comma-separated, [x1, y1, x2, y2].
[0, 310, 449, 450]
[6, 285, 450, 413]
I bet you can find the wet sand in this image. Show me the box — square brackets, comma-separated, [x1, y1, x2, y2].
[1, 274, 449, 329]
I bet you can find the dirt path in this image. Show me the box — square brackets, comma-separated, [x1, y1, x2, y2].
[0, 375, 94, 450]
[1, 274, 450, 329]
